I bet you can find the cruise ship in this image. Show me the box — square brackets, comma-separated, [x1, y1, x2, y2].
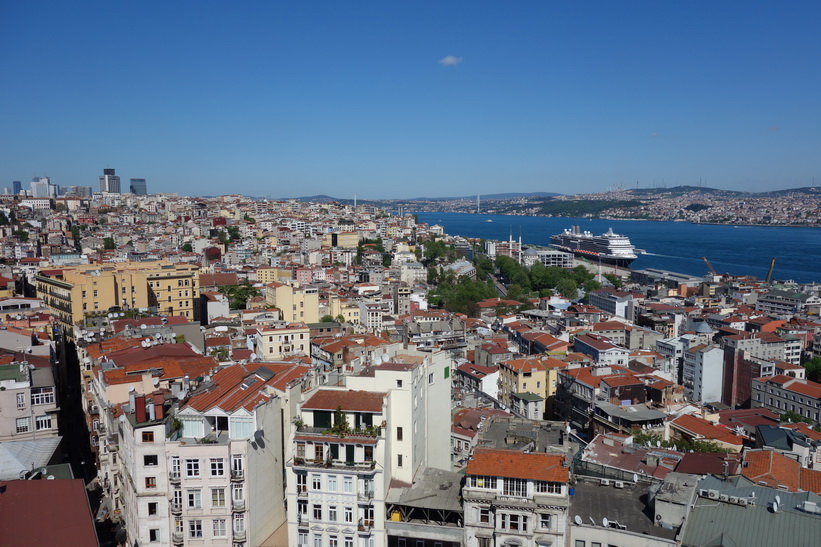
[550, 225, 638, 267]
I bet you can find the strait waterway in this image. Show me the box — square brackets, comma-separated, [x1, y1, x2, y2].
[414, 212, 821, 284]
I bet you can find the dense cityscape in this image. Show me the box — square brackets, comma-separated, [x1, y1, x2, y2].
[0, 171, 820, 546]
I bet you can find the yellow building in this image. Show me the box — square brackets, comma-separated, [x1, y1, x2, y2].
[326, 294, 360, 323]
[254, 322, 310, 360]
[498, 357, 567, 417]
[256, 266, 292, 285]
[35, 261, 200, 337]
[321, 231, 359, 250]
[264, 282, 319, 324]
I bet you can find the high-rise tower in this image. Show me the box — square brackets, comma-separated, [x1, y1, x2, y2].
[129, 178, 147, 195]
[99, 168, 121, 193]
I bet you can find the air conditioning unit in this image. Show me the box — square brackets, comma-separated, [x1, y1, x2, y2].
[614, 481, 625, 489]
[699, 489, 710, 498]
[708, 490, 719, 500]
[719, 494, 729, 502]
[737, 498, 748, 506]
[600, 479, 611, 486]
[729, 496, 739, 504]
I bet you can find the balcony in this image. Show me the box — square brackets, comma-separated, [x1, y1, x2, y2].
[233, 529, 246, 541]
[172, 531, 184, 545]
[169, 472, 181, 485]
[232, 499, 246, 512]
[292, 457, 376, 473]
[357, 489, 374, 502]
[231, 469, 245, 482]
[357, 519, 374, 532]
[296, 486, 308, 498]
[170, 501, 182, 514]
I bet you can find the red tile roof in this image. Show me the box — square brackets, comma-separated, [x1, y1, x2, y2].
[466, 448, 569, 483]
[302, 389, 386, 413]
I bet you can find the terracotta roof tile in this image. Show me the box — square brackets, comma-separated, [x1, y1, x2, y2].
[302, 389, 386, 413]
[466, 448, 569, 483]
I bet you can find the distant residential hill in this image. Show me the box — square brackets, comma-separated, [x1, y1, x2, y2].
[628, 185, 744, 197]
[290, 192, 561, 202]
[755, 187, 821, 197]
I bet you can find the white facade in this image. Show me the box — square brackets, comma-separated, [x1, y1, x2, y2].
[682, 345, 724, 403]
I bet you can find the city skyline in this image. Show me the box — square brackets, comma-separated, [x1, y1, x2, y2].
[1, 1, 820, 198]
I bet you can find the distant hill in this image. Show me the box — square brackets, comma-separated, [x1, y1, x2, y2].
[755, 187, 821, 197]
[288, 192, 561, 202]
[628, 185, 744, 197]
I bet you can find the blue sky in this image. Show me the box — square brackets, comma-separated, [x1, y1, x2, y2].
[1, 1, 819, 199]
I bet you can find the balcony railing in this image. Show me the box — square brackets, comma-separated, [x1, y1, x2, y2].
[233, 529, 246, 541]
[171, 531, 184, 544]
[170, 502, 182, 514]
[232, 499, 246, 512]
[357, 489, 374, 501]
[169, 472, 181, 484]
[292, 457, 376, 471]
[297, 486, 308, 497]
[231, 469, 245, 481]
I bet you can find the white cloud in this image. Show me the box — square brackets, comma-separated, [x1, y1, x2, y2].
[438, 55, 463, 66]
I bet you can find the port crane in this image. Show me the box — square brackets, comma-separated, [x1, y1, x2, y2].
[701, 256, 717, 277]
[765, 257, 777, 283]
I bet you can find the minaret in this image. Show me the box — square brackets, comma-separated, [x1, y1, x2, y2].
[477, 194, 480, 214]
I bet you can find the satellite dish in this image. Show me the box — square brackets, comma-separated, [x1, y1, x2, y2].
[381, 354, 389, 363]
[772, 501, 779, 513]
[574, 515, 582, 525]
[46, 475, 55, 480]
[775, 495, 781, 505]
[633, 473, 639, 483]
[656, 440, 661, 447]
[40, 468, 48, 475]
[602, 517, 609, 528]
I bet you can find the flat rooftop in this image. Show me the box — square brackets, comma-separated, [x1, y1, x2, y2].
[385, 466, 463, 512]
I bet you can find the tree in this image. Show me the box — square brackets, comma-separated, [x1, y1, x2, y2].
[182, 243, 193, 252]
[0, 212, 8, 225]
[603, 273, 623, 288]
[804, 357, 821, 383]
[218, 282, 260, 310]
[555, 278, 578, 299]
[320, 315, 335, 323]
[103, 237, 116, 250]
[781, 410, 813, 425]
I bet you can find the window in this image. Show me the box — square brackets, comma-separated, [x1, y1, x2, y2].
[329, 536, 338, 547]
[575, 542, 586, 547]
[479, 507, 491, 524]
[396, 380, 403, 388]
[173, 490, 182, 508]
[213, 519, 227, 537]
[232, 484, 244, 502]
[329, 505, 337, 522]
[398, 454, 403, 467]
[170, 456, 180, 477]
[428, 373, 435, 384]
[503, 478, 527, 497]
[344, 538, 353, 547]
[31, 387, 55, 405]
[186, 459, 200, 477]
[187, 489, 202, 508]
[189, 520, 202, 538]
[397, 427, 403, 441]
[148, 502, 158, 515]
[145, 477, 157, 489]
[536, 481, 562, 494]
[142, 431, 154, 443]
[344, 506, 353, 523]
[500, 513, 527, 532]
[15, 417, 31, 433]
[35, 415, 52, 431]
[149, 529, 159, 542]
[231, 454, 244, 475]
[312, 474, 321, 490]
[297, 473, 307, 494]
[212, 488, 226, 507]
[444, 366, 450, 379]
[16, 392, 25, 410]
[144, 455, 159, 467]
[328, 475, 337, 492]
[539, 513, 552, 529]
[210, 458, 224, 476]
[313, 504, 322, 520]
[343, 476, 353, 493]
[469, 476, 497, 489]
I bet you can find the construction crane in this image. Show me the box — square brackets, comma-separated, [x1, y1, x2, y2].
[765, 257, 777, 283]
[702, 256, 717, 277]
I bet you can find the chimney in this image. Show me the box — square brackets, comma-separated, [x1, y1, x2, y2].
[135, 394, 147, 423]
[154, 393, 164, 420]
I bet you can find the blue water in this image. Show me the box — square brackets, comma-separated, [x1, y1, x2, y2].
[414, 213, 821, 284]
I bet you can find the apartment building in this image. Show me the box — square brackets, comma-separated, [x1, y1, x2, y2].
[573, 333, 630, 366]
[0, 360, 59, 442]
[752, 375, 821, 424]
[34, 261, 200, 336]
[286, 350, 452, 547]
[265, 281, 319, 324]
[682, 344, 724, 403]
[497, 357, 566, 414]
[254, 322, 311, 360]
[463, 448, 569, 547]
[116, 365, 289, 547]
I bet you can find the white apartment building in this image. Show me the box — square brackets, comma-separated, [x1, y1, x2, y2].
[116, 365, 290, 547]
[286, 349, 453, 547]
[0, 361, 59, 442]
[682, 344, 724, 403]
[254, 322, 311, 360]
[463, 448, 569, 547]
